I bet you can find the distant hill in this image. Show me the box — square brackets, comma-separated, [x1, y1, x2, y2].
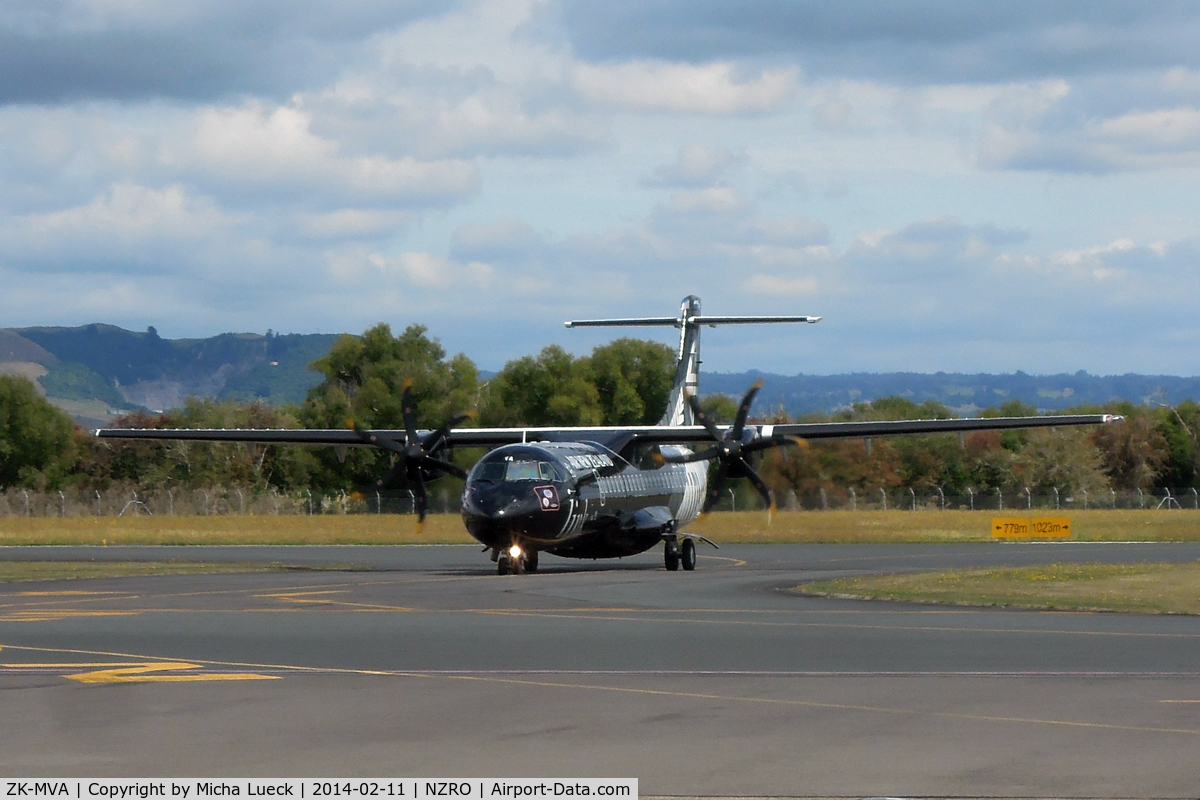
[701, 370, 1200, 417]
[0, 324, 339, 426]
[4, 323, 1199, 426]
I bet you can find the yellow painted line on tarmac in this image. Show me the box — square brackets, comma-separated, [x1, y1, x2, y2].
[256, 590, 415, 612]
[1, 656, 277, 684]
[0, 610, 143, 622]
[399, 672, 1200, 737]
[461, 608, 1200, 639]
[1160, 699, 1200, 703]
[67, 662, 278, 684]
[2, 640, 1195, 734]
[696, 555, 747, 567]
[15, 591, 131, 596]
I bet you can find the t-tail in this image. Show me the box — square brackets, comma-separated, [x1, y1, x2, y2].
[565, 295, 820, 426]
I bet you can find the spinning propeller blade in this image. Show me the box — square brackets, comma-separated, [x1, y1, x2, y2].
[350, 383, 471, 524]
[666, 380, 804, 513]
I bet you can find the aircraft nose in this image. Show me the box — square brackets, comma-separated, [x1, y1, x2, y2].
[463, 484, 540, 519]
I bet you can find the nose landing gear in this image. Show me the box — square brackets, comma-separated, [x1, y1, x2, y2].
[496, 544, 538, 575]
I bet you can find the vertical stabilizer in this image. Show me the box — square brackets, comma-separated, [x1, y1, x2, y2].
[565, 297, 820, 427]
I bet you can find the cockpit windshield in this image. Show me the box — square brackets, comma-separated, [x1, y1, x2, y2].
[474, 459, 562, 482]
[505, 460, 542, 481]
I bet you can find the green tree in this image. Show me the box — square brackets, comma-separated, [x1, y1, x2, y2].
[1155, 400, 1200, 488]
[0, 376, 78, 489]
[300, 323, 478, 491]
[303, 323, 477, 430]
[589, 338, 675, 424]
[480, 345, 602, 426]
[78, 400, 315, 492]
[1090, 404, 1167, 489]
[698, 394, 740, 423]
[1013, 427, 1109, 493]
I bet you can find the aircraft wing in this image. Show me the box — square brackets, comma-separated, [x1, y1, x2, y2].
[759, 413, 1122, 441]
[94, 413, 1120, 451]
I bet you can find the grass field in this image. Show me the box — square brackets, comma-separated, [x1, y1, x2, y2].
[1, 509, 1200, 546]
[797, 561, 1200, 615]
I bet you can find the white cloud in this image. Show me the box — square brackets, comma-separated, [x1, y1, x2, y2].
[644, 144, 741, 187]
[743, 273, 819, 297]
[295, 208, 410, 240]
[572, 60, 797, 114]
[327, 247, 494, 288]
[663, 186, 745, 214]
[1, 182, 228, 267]
[175, 102, 479, 201]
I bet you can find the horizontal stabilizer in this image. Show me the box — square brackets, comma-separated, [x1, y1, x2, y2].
[693, 315, 820, 325]
[564, 317, 679, 328]
[565, 314, 820, 328]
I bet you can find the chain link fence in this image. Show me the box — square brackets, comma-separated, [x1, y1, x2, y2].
[0, 486, 464, 517]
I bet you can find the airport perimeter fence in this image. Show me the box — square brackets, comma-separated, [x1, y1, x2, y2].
[0, 486, 463, 518]
[2, 485, 1200, 518]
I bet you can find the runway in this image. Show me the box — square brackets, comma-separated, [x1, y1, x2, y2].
[1, 542, 1199, 796]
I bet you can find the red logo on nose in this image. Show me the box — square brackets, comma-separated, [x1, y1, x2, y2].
[533, 485, 560, 511]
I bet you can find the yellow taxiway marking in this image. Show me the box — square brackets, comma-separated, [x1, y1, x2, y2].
[67, 662, 278, 684]
[463, 608, 1200, 639]
[256, 590, 415, 612]
[0, 610, 142, 623]
[1160, 699, 1200, 703]
[15, 591, 132, 596]
[1, 656, 277, 684]
[402, 672, 1200, 737]
[3, 641, 1194, 736]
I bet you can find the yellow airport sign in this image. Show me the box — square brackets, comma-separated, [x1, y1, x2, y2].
[992, 516, 1071, 539]
[1032, 516, 1071, 538]
[992, 517, 1030, 538]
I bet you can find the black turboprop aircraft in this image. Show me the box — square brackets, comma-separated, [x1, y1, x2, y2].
[97, 296, 1121, 575]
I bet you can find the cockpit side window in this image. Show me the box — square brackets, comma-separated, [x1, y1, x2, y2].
[476, 461, 506, 482]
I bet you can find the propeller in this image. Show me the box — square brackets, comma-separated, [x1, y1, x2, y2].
[350, 381, 472, 527]
[663, 379, 804, 513]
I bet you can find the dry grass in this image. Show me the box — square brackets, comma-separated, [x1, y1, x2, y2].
[686, 509, 1200, 543]
[1, 509, 1199, 546]
[796, 561, 1200, 615]
[0, 514, 474, 546]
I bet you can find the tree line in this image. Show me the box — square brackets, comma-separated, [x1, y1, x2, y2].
[2, 323, 1198, 503]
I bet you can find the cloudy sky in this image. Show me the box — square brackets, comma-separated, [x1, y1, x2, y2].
[3, 1, 1200, 375]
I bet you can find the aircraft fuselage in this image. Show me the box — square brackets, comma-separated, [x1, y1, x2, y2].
[460, 442, 707, 560]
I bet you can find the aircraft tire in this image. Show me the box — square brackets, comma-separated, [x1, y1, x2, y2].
[681, 538, 696, 571]
[664, 543, 680, 571]
[497, 557, 510, 576]
[525, 550, 539, 573]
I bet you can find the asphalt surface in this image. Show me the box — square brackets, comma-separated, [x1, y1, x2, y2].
[1, 542, 1199, 797]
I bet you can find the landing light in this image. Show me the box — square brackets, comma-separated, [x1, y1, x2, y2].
[509, 544, 523, 559]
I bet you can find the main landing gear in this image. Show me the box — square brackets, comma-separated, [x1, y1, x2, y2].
[496, 543, 538, 575]
[662, 528, 716, 572]
[663, 536, 696, 571]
